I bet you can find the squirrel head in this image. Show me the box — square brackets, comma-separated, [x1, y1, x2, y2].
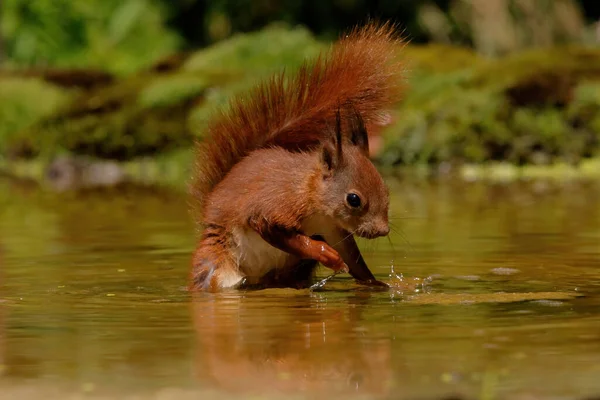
[318, 108, 390, 239]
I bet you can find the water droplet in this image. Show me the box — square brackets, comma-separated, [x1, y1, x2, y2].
[531, 299, 564, 307]
[456, 275, 480, 281]
[491, 267, 520, 275]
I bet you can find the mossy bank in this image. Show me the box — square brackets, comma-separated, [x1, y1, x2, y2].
[1, 24, 599, 188]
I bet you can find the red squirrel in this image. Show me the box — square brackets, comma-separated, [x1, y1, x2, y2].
[190, 22, 404, 291]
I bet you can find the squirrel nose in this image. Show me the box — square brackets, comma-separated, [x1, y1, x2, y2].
[372, 219, 389, 237]
[377, 224, 390, 237]
[358, 220, 390, 239]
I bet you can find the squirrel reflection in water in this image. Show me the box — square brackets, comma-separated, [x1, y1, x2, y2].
[191, 291, 392, 397]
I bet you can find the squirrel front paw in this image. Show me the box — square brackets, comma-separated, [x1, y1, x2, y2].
[317, 244, 349, 273]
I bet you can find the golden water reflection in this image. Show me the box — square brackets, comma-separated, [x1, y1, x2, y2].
[0, 176, 598, 399]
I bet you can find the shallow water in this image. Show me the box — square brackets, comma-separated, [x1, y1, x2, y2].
[0, 177, 599, 400]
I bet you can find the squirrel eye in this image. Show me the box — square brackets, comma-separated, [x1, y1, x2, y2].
[346, 193, 362, 208]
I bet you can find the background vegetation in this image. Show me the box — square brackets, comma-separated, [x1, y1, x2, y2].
[1, 0, 600, 185]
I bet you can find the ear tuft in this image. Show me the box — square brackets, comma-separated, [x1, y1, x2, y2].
[348, 106, 369, 155]
[321, 107, 344, 171]
[334, 107, 343, 159]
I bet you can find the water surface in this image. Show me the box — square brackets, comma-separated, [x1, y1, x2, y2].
[0, 177, 599, 399]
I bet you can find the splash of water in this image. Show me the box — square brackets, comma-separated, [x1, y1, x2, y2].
[309, 261, 434, 292]
[309, 271, 341, 291]
[388, 261, 433, 294]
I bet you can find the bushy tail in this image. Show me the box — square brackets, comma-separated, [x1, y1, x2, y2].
[192, 22, 405, 218]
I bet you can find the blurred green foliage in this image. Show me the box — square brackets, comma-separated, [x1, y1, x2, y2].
[0, 77, 71, 156]
[11, 73, 200, 160]
[1, 25, 323, 160]
[183, 24, 325, 133]
[2, 0, 599, 72]
[182, 24, 322, 76]
[1, 2, 600, 169]
[1, 0, 180, 74]
[380, 46, 600, 166]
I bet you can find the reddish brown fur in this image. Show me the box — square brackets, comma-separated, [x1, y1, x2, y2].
[191, 22, 405, 217]
[190, 22, 405, 291]
[204, 150, 319, 232]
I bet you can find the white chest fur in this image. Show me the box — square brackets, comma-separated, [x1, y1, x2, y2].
[231, 215, 341, 279]
[232, 228, 295, 278]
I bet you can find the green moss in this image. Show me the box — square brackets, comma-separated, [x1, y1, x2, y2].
[137, 74, 208, 109]
[2, 26, 600, 169]
[381, 45, 600, 167]
[7, 72, 205, 160]
[382, 87, 510, 165]
[405, 291, 580, 305]
[472, 47, 600, 90]
[183, 23, 325, 77]
[1, 24, 326, 160]
[402, 44, 486, 74]
[0, 77, 71, 156]
[459, 158, 600, 181]
[567, 82, 600, 156]
[183, 23, 327, 135]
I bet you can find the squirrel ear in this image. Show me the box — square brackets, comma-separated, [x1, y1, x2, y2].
[321, 143, 336, 171]
[348, 107, 370, 156]
[321, 108, 344, 171]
